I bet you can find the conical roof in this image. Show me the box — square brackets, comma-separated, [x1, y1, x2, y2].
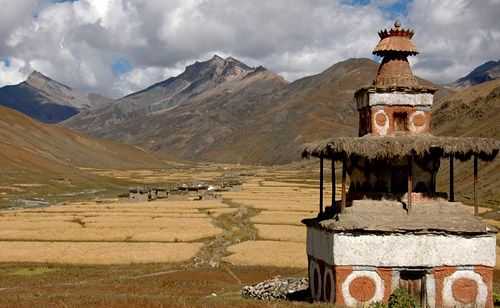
[373, 20, 419, 56]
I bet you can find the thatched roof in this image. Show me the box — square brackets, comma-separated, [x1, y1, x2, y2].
[302, 135, 499, 162]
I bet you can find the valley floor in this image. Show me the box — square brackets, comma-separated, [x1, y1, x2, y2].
[0, 163, 498, 306]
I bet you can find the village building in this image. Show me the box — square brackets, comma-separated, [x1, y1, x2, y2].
[127, 187, 168, 202]
[302, 21, 499, 307]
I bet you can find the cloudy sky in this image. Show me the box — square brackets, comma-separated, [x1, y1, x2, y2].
[0, 0, 498, 98]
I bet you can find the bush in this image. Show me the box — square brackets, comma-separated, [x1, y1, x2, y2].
[369, 301, 389, 308]
[493, 292, 500, 306]
[388, 288, 417, 308]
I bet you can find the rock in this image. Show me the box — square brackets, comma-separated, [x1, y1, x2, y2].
[241, 276, 308, 301]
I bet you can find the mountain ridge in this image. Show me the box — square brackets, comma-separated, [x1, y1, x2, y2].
[64, 56, 450, 164]
[0, 71, 112, 123]
[0, 105, 166, 173]
[450, 59, 500, 89]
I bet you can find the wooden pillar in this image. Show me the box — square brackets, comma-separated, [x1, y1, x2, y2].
[449, 158, 454, 202]
[474, 155, 478, 216]
[407, 156, 412, 215]
[331, 159, 335, 206]
[319, 157, 324, 214]
[341, 158, 347, 214]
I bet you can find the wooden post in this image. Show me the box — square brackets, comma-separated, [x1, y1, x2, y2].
[474, 155, 478, 216]
[449, 158, 454, 202]
[331, 159, 335, 206]
[341, 158, 347, 214]
[319, 157, 324, 214]
[407, 156, 412, 215]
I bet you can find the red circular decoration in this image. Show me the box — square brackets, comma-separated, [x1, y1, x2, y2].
[452, 278, 477, 304]
[413, 114, 426, 126]
[349, 276, 376, 302]
[375, 113, 387, 126]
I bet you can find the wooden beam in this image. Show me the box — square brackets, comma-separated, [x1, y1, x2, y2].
[331, 159, 335, 207]
[407, 156, 413, 215]
[449, 158, 454, 202]
[341, 158, 347, 214]
[319, 157, 324, 214]
[474, 155, 478, 216]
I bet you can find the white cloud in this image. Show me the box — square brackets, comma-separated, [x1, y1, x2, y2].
[408, 0, 500, 82]
[113, 65, 184, 97]
[0, 58, 29, 85]
[0, 0, 498, 98]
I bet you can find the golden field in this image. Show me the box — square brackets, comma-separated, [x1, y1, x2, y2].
[0, 163, 498, 271]
[0, 241, 202, 265]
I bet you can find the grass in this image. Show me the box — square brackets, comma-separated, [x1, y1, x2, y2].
[254, 224, 306, 242]
[10, 266, 57, 276]
[0, 264, 315, 307]
[226, 241, 306, 268]
[251, 210, 315, 225]
[0, 241, 204, 265]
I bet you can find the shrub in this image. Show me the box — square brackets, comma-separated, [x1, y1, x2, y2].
[369, 301, 389, 308]
[388, 288, 417, 308]
[493, 292, 500, 306]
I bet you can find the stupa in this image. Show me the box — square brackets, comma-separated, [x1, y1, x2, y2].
[302, 20, 499, 307]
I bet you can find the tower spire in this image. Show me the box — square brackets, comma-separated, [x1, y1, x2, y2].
[372, 20, 419, 87]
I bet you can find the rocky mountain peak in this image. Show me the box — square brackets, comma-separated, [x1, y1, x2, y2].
[451, 59, 500, 88]
[26, 70, 72, 91]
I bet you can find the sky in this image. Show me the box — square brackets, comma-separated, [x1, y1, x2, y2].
[0, 0, 498, 99]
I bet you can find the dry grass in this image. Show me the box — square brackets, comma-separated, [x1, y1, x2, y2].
[222, 199, 318, 212]
[83, 217, 213, 228]
[250, 210, 315, 225]
[254, 224, 306, 243]
[0, 241, 203, 264]
[226, 240, 307, 268]
[0, 221, 78, 229]
[0, 227, 221, 242]
[0, 200, 225, 243]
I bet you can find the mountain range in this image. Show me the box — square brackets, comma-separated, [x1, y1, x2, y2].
[63, 56, 454, 164]
[450, 60, 500, 89]
[0, 71, 111, 123]
[0, 105, 165, 174]
[432, 78, 500, 206]
[0, 56, 497, 166]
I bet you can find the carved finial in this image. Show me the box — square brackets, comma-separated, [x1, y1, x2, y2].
[394, 20, 401, 28]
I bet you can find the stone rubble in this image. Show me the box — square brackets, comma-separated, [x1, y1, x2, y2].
[241, 276, 308, 301]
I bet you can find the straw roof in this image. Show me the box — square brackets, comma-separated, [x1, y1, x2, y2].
[302, 135, 499, 162]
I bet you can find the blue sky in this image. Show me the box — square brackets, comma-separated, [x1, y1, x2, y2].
[111, 58, 133, 75]
[0, 0, 498, 98]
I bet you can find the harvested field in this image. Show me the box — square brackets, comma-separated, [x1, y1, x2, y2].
[0, 241, 202, 264]
[223, 199, 320, 212]
[226, 241, 306, 268]
[250, 210, 315, 225]
[0, 200, 225, 243]
[0, 226, 220, 242]
[0, 200, 229, 263]
[254, 224, 306, 242]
